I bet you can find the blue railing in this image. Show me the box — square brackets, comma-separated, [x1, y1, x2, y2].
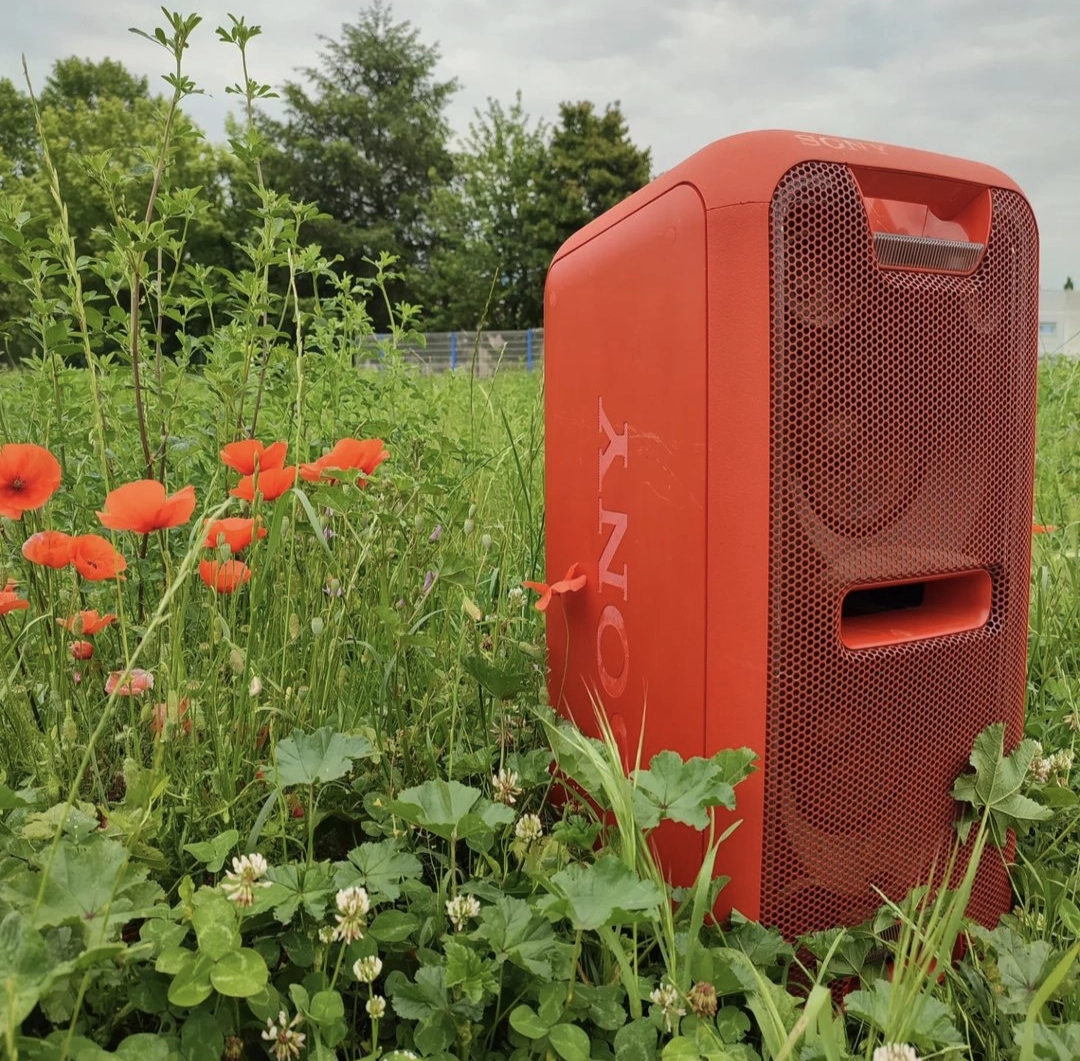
[363, 328, 543, 375]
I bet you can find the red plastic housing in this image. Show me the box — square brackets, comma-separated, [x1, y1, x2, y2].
[543, 130, 1038, 938]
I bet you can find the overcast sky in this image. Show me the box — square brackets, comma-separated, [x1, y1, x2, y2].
[5, 0, 1078, 289]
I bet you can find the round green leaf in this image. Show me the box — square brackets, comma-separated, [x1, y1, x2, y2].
[309, 988, 346, 1024]
[193, 896, 240, 961]
[180, 1011, 224, 1061]
[368, 909, 419, 943]
[209, 947, 269, 998]
[167, 953, 214, 1009]
[661, 1036, 702, 1061]
[548, 1022, 591, 1061]
[509, 1004, 550, 1039]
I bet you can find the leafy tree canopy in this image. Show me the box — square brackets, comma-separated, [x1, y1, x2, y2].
[260, 0, 458, 325]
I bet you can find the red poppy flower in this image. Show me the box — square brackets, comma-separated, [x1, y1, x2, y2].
[199, 558, 252, 593]
[0, 579, 29, 615]
[220, 439, 288, 476]
[105, 668, 154, 696]
[57, 609, 117, 635]
[229, 466, 297, 503]
[98, 480, 196, 534]
[1033, 523, 1058, 534]
[522, 562, 587, 612]
[203, 517, 267, 553]
[72, 534, 128, 581]
[0, 443, 62, 519]
[150, 697, 191, 738]
[70, 640, 94, 661]
[300, 438, 389, 487]
[21, 530, 75, 569]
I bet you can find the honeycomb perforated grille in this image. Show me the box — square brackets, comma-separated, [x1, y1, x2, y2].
[764, 161, 1037, 939]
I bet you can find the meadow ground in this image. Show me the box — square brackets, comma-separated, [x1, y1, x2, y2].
[0, 350, 1077, 1060]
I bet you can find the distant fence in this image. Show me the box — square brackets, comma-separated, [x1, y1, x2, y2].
[357, 329, 543, 375]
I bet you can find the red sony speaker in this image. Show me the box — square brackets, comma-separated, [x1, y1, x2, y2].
[542, 130, 1038, 939]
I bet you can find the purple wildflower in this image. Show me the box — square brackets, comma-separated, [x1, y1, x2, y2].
[429, 525, 442, 543]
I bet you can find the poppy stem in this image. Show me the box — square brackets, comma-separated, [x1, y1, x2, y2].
[0, 614, 43, 731]
[127, 287, 156, 483]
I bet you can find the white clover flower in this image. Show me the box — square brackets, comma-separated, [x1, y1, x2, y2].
[366, 995, 387, 1019]
[649, 982, 685, 1033]
[353, 955, 383, 983]
[1051, 748, 1075, 780]
[515, 813, 543, 843]
[872, 1046, 920, 1061]
[318, 925, 336, 944]
[507, 585, 524, 602]
[492, 768, 523, 805]
[261, 1009, 306, 1061]
[249, 675, 263, 697]
[446, 893, 481, 931]
[1030, 756, 1053, 783]
[221, 852, 270, 908]
[333, 886, 371, 943]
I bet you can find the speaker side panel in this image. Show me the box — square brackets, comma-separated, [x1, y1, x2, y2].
[704, 202, 774, 923]
[544, 183, 710, 887]
[762, 162, 1038, 938]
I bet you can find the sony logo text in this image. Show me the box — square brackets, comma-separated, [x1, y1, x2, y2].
[597, 398, 629, 699]
[794, 133, 888, 155]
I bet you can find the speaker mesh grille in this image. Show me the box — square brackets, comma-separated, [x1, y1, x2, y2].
[764, 162, 1037, 939]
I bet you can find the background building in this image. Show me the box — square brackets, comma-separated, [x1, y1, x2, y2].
[1039, 289, 1080, 354]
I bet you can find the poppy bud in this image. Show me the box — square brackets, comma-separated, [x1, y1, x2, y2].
[70, 640, 94, 661]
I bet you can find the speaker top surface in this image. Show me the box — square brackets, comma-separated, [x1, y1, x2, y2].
[552, 129, 1028, 269]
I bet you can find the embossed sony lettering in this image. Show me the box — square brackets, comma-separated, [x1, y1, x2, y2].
[794, 133, 888, 155]
[597, 398, 629, 698]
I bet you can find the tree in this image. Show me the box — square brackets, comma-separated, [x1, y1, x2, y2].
[546, 101, 652, 224]
[416, 93, 551, 330]
[1066, 277, 1074, 291]
[260, 1, 458, 325]
[0, 57, 232, 359]
[415, 97, 651, 330]
[1, 58, 227, 260]
[0, 78, 37, 178]
[40, 56, 149, 111]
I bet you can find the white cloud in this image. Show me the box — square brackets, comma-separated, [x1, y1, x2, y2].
[4, 0, 1077, 285]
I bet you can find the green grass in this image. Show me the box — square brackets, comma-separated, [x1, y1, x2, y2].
[0, 354, 1075, 1060]
[0, 9, 1077, 1052]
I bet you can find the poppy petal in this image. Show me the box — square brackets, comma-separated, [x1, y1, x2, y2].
[22, 530, 76, 569]
[229, 466, 297, 502]
[199, 558, 252, 593]
[72, 534, 128, 581]
[98, 480, 195, 533]
[221, 439, 288, 475]
[0, 443, 62, 518]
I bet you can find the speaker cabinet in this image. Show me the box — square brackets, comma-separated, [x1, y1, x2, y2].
[543, 130, 1038, 938]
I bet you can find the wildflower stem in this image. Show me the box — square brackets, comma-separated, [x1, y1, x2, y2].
[0, 613, 42, 730]
[21, 58, 113, 491]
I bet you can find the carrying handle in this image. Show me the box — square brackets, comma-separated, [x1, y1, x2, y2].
[840, 569, 992, 650]
[851, 166, 992, 274]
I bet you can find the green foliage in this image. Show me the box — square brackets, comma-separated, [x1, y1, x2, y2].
[259, 1, 458, 329]
[419, 92, 552, 330]
[951, 722, 1053, 843]
[417, 94, 651, 330]
[273, 727, 375, 788]
[0, 8, 1078, 1061]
